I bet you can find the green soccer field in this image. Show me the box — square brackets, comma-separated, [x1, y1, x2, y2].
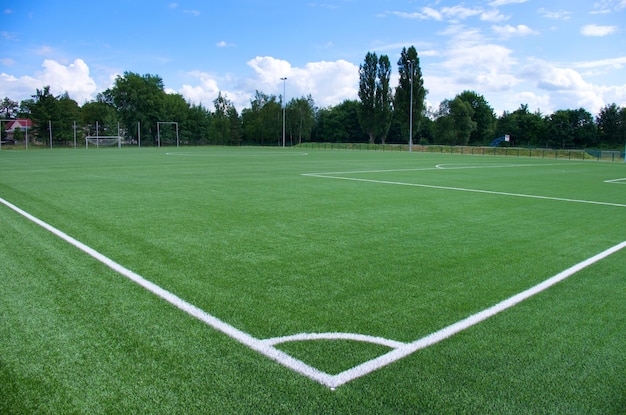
[1, 146, 625, 414]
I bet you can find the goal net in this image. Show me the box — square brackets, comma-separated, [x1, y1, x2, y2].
[85, 136, 122, 149]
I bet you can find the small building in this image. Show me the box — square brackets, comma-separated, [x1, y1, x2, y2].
[3, 118, 33, 142]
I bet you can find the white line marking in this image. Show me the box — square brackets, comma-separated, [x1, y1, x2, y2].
[2, 195, 625, 389]
[165, 151, 308, 157]
[0, 196, 334, 387]
[303, 172, 626, 208]
[327, 239, 626, 388]
[262, 332, 407, 348]
[605, 177, 626, 184]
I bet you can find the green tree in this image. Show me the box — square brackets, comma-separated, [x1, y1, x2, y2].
[1, 97, 19, 119]
[547, 108, 596, 149]
[375, 55, 393, 144]
[457, 91, 495, 145]
[55, 92, 81, 144]
[212, 92, 235, 145]
[241, 91, 281, 145]
[394, 46, 427, 146]
[596, 103, 626, 148]
[160, 93, 189, 145]
[358, 52, 378, 144]
[82, 99, 118, 139]
[434, 97, 476, 145]
[187, 104, 212, 145]
[313, 100, 366, 143]
[495, 104, 547, 147]
[286, 95, 315, 145]
[24, 86, 58, 143]
[105, 72, 165, 145]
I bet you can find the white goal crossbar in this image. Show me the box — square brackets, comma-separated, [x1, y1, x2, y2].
[85, 136, 122, 149]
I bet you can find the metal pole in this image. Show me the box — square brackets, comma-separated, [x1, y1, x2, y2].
[49, 120, 52, 149]
[73, 121, 76, 148]
[409, 60, 414, 153]
[138, 121, 141, 148]
[281, 77, 287, 148]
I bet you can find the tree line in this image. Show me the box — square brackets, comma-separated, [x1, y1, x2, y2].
[1, 45, 625, 149]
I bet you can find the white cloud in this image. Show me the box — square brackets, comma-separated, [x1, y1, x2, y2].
[488, 0, 529, 6]
[0, 58, 97, 104]
[441, 5, 483, 21]
[39, 59, 97, 103]
[492, 24, 538, 38]
[574, 56, 626, 70]
[216, 40, 235, 48]
[244, 56, 359, 108]
[177, 57, 359, 111]
[520, 59, 609, 113]
[480, 9, 509, 22]
[36, 45, 54, 56]
[592, 0, 626, 13]
[581, 24, 618, 36]
[538, 8, 572, 20]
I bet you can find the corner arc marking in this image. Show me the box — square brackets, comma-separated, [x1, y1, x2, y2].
[262, 332, 407, 348]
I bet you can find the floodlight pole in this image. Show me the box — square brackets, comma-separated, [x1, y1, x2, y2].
[409, 60, 414, 153]
[281, 77, 287, 148]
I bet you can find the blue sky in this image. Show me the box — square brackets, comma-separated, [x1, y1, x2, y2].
[1, 0, 625, 116]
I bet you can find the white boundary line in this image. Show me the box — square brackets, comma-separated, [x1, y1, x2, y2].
[302, 168, 626, 208]
[2, 193, 625, 389]
[605, 177, 626, 184]
[165, 151, 309, 157]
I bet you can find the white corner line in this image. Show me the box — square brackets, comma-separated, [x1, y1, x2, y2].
[0, 196, 333, 387]
[325, 239, 626, 388]
[2, 195, 625, 390]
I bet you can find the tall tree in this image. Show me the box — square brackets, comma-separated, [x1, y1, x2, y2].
[434, 97, 476, 145]
[105, 72, 165, 145]
[394, 46, 427, 145]
[358, 52, 378, 144]
[313, 100, 367, 143]
[212, 92, 236, 145]
[82, 99, 118, 138]
[547, 108, 596, 149]
[25, 86, 59, 141]
[241, 91, 281, 145]
[287, 95, 315, 145]
[495, 104, 546, 147]
[55, 92, 81, 143]
[596, 103, 626, 148]
[457, 90, 496, 145]
[375, 55, 394, 144]
[187, 104, 212, 145]
[0, 97, 19, 119]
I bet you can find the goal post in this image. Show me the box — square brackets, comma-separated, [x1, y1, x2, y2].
[85, 136, 122, 149]
[157, 122, 179, 147]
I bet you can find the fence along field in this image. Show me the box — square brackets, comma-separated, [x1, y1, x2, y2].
[0, 147, 624, 413]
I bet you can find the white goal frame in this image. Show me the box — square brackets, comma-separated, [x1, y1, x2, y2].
[157, 122, 179, 147]
[85, 135, 122, 149]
